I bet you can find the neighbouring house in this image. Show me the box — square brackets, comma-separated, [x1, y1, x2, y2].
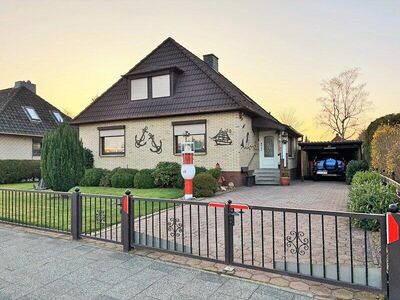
[0, 81, 70, 160]
[72, 38, 302, 186]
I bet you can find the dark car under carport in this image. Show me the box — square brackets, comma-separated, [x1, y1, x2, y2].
[298, 140, 363, 180]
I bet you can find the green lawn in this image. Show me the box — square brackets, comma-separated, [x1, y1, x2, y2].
[0, 183, 182, 233]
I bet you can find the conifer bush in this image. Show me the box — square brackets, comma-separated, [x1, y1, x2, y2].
[41, 124, 85, 192]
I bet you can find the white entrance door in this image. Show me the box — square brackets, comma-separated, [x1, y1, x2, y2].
[259, 131, 278, 169]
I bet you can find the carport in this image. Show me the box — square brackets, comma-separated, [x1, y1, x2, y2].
[298, 140, 363, 179]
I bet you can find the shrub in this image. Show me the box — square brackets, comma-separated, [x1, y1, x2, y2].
[99, 170, 112, 187]
[134, 169, 156, 189]
[193, 173, 218, 197]
[153, 162, 183, 188]
[80, 168, 106, 186]
[41, 124, 85, 191]
[195, 166, 208, 175]
[348, 171, 397, 230]
[111, 168, 138, 188]
[207, 168, 221, 180]
[346, 160, 369, 184]
[351, 171, 382, 186]
[84, 148, 94, 169]
[364, 113, 400, 163]
[0, 160, 41, 184]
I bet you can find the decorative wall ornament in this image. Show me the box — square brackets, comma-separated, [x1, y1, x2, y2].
[134, 126, 162, 154]
[167, 217, 183, 237]
[135, 126, 148, 148]
[148, 133, 162, 154]
[211, 129, 232, 146]
[286, 231, 310, 256]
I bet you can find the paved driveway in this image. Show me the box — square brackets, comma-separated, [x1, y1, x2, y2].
[212, 180, 349, 211]
[0, 225, 310, 300]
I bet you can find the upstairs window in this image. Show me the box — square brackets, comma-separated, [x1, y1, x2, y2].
[99, 127, 125, 156]
[173, 121, 206, 154]
[131, 78, 148, 100]
[52, 111, 64, 123]
[32, 138, 42, 157]
[23, 106, 41, 122]
[152, 74, 170, 98]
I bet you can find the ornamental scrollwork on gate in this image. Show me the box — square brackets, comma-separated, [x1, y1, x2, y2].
[95, 209, 106, 225]
[286, 231, 310, 256]
[167, 217, 183, 237]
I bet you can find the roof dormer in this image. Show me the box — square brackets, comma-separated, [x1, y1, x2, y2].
[124, 67, 183, 101]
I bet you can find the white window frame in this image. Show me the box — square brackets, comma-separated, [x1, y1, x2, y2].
[131, 78, 148, 101]
[152, 74, 170, 98]
[23, 106, 41, 122]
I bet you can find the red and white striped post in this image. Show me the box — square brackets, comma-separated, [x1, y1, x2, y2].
[181, 141, 195, 200]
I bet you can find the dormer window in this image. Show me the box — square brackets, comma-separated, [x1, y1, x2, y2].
[52, 111, 64, 123]
[23, 106, 41, 122]
[152, 74, 170, 98]
[131, 78, 148, 101]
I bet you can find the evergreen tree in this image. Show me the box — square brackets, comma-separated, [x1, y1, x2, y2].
[41, 124, 85, 191]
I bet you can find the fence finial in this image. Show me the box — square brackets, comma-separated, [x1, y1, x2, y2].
[74, 187, 80, 193]
[125, 189, 131, 195]
[389, 203, 399, 213]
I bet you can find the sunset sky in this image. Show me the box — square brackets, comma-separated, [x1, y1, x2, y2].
[1, 0, 399, 140]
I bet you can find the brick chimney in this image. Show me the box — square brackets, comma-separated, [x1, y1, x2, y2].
[203, 54, 219, 72]
[14, 80, 36, 94]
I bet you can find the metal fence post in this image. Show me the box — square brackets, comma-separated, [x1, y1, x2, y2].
[71, 187, 81, 240]
[224, 200, 234, 265]
[121, 190, 132, 252]
[387, 203, 400, 298]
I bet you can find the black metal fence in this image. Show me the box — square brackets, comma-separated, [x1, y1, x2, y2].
[0, 188, 71, 233]
[0, 187, 398, 296]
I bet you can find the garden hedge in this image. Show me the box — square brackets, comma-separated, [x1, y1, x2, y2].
[0, 160, 41, 184]
[111, 168, 138, 188]
[152, 162, 183, 188]
[345, 160, 369, 184]
[134, 169, 156, 189]
[80, 168, 107, 186]
[193, 173, 218, 197]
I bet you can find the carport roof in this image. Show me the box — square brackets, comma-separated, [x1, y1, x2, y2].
[299, 140, 362, 150]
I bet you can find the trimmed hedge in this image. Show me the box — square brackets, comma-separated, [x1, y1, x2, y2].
[193, 173, 218, 197]
[207, 168, 221, 180]
[0, 160, 41, 184]
[111, 168, 138, 188]
[134, 169, 156, 189]
[346, 160, 369, 184]
[348, 171, 397, 230]
[80, 168, 107, 186]
[153, 162, 183, 188]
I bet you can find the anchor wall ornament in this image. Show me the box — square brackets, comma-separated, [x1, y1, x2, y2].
[135, 126, 148, 148]
[148, 133, 162, 154]
[134, 126, 163, 154]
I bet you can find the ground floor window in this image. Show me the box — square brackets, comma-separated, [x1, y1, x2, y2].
[173, 121, 206, 154]
[99, 126, 125, 156]
[32, 137, 42, 157]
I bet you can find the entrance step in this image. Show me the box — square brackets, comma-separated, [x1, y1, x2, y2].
[254, 169, 280, 185]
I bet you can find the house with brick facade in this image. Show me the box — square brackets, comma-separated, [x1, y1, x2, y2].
[72, 38, 302, 185]
[0, 81, 70, 160]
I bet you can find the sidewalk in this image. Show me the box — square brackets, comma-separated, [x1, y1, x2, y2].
[0, 224, 311, 300]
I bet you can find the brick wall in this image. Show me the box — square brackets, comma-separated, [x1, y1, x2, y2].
[79, 112, 248, 173]
[0, 134, 38, 160]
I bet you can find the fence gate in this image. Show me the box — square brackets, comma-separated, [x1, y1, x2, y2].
[121, 194, 392, 296]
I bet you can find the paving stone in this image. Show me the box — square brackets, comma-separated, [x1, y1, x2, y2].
[141, 278, 185, 299]
[250, 284, 311, 300]
[331, 288, 354, 299]
[309, 285, 332, 297]
[289, 281, 310, 292]
[217, 278, 260, 299]
[269, 277, 290, 287]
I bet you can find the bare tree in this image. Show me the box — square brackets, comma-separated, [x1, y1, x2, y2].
[316, 68, 371, 139]
[279, 107, 304, 132]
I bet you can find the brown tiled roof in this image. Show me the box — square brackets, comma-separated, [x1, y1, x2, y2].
[0, 86, 71, 137]
[73, 37, 283, 126]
